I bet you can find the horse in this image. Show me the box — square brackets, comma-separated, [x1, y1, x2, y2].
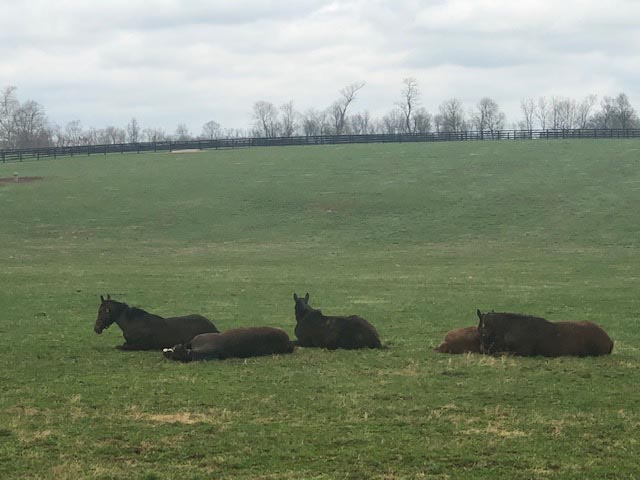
[293, 292, 382, 350]
[162, 327, 295, 362]
[94, 294, 219, 350]
[434, 326, 482, 354]
[477, 309, 613, 357]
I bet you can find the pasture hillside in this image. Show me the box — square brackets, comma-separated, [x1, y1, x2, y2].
[1, 140, 639, 479]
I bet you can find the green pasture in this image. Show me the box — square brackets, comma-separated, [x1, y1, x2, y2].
[1, 140, 639, 479]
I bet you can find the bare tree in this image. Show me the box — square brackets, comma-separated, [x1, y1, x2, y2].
[64, 120, 83, 146]
[201, 120, 221, 140]
[473, 97, 505, 135]
[520, 98, 536, 131]
[591, 96, 617, 129]
[85, 127, 100, 145]
[174, 124, 192, 141]
[13, 100, 48, 148]
[438, 98, 466, 132]
[104, 126, 125, 144]
[549, 96, 577, 129]
[0, 86, 19, 148]
[398, 78, 419, 133]
[223, 128, 246, 138]
[575, 95, 597, 128]
[615, 93, 638, 129]
[412, 107, 432, 134]
[142, 128, 167, 143]
[381, 109, 404, 134]
[432, 114, 442, 133]
[126, 118, 140, 143]
[331, 81, 365, 135]
[536, 97, 549, 130]
[50, 124, 65, 147]
[252, 100, 280, 137]
[280, 101, 297, 137]
[350, 111, 371, 134]
[301, 108, 329, 136]
[554, 97, 578, 129]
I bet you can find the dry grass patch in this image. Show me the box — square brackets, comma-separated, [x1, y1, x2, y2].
[49, 461, 86, 480]
[127, 405, 237, 427]
[462, 423, 528, 438]
[5, 405, 41, 416]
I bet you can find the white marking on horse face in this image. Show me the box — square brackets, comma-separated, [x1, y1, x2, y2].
[163, 348, 173, 353]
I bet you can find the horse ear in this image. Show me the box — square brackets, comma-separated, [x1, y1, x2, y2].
[304, 293, 309, 302]
[293, 293, 298, 301]
[477, 309, 484, 325]
[107, 294, 111, 300]
[100, 295, 105, 303]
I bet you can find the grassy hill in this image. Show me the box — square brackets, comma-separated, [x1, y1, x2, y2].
[1, 140, 639, 479]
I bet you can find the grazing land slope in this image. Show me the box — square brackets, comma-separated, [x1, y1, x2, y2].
[1, 140, 639, 479]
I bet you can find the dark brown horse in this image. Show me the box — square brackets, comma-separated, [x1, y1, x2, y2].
[435, 326, 482, 354]
[293, 293, 382, 349]
[162, 327, 295, 362]
[94, 295, 219, 350]
[477, 310, 613, 357]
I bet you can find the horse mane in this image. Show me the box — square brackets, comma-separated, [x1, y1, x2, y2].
[128, 306, 153, 317]
[302, 305, 323, 318]
[106, 299, 155, 319]
[489, 312, 548, 322]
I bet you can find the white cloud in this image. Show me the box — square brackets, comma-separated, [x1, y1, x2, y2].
[1, 0, 638, 132]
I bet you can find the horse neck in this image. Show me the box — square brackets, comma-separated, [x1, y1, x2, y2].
[298, 305, 322, 322]
[111, 303, 138, 330]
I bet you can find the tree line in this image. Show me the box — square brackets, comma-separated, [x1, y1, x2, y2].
[1, 81, 639, 150]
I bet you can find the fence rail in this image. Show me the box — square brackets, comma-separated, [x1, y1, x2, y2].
[2, 128, 640, 164]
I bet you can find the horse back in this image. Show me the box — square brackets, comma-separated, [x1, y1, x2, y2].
[191, 327, 293, 359]
[553, 321, 614, 356]
[332, 315, 382, 349]
[163, 314, 219, 337]
[435, 326, 481, 354]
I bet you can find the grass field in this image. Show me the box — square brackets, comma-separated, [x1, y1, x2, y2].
[1, 140, 639, 479]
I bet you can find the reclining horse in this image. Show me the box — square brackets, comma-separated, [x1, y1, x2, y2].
[163, 326, 295, 362]
[293, 293, 382, 349]
[94, 294, 219, 350]
[435, 326, 482, 354]
[477, 310, 613, 357]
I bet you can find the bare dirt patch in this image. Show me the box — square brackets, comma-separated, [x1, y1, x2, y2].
[170, 149, 202, 154]
[0, 176, 43, 185]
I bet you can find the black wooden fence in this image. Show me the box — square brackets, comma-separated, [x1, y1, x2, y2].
[2, 128, 640, 164]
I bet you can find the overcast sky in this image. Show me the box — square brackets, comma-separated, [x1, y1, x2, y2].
[1, 0, 639, 134]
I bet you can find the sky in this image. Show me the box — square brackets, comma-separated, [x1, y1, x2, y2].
[1, 0, 639, 135]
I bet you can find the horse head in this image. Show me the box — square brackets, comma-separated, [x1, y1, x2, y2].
[293, 292, 312, 322]
[163, 344, 191, 361]
[94, 294, 119, 334]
